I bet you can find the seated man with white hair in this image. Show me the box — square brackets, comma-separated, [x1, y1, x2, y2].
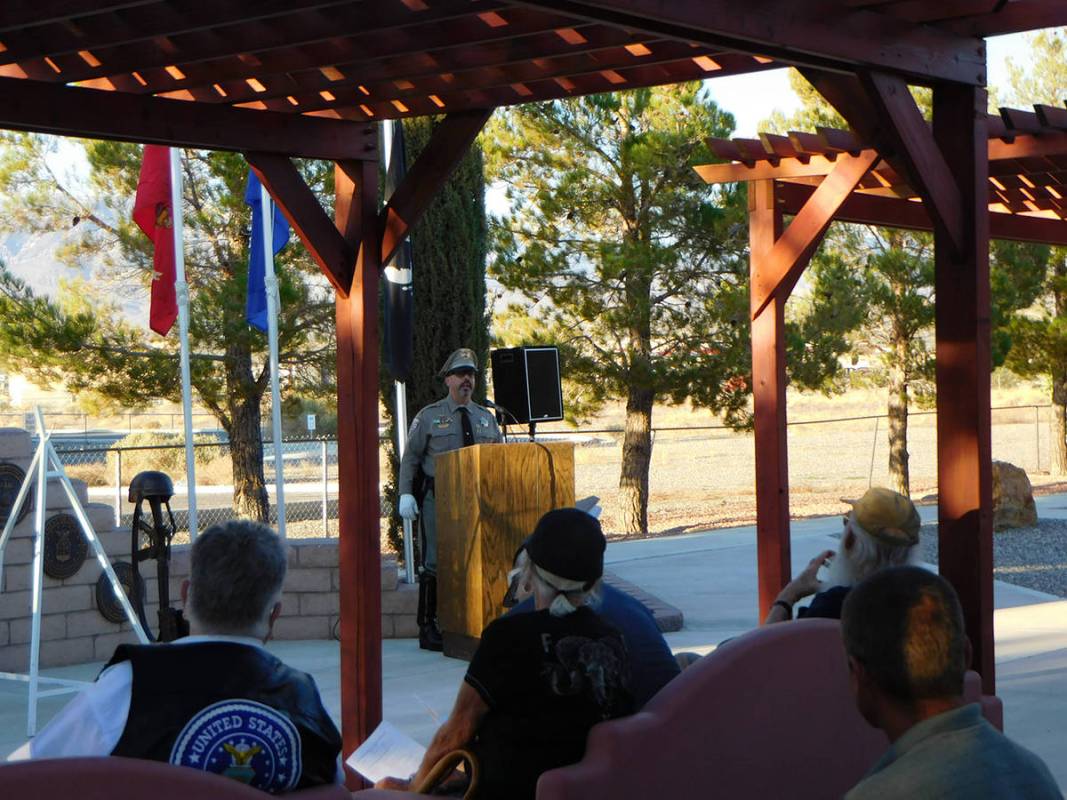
[376, 507, 631, 800]
[765, 487, 922, 624]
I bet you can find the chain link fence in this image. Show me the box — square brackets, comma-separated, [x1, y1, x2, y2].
[53, 436, 347, 538]
[38, 404, 1059, 540]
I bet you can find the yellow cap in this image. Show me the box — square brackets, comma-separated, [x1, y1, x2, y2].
[842, 487, 920, 547]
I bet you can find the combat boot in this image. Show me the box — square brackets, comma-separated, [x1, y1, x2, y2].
[417, 574, 443, 652]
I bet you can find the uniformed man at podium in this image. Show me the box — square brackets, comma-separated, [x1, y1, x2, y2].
[398, 348, 502, 650]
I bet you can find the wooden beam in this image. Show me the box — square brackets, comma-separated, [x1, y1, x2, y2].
[334, 159, 383, 785]
[175, 15, 623, 109]
[946, 0, 1067, 36]
[751, 150, 880, 316]
[695, 150, 880, 184]
[749, 179, 791, 622]
[0, 1, 151, 33]
[866, 0, 999, 24]
[0, 76, 377, 160]
[932, 82, 995, 694]
[249, 32, 696, 115]
[244, 152, 355, 295]
[515, 0, 986, 84]
[0, 0, 354, 62]
[380, 109, 493, 266]
[35, 0, 510, 87]
[776, 182, 1067, 246]
[988, 131, 1067, 161]
[859, 71, 966, 256]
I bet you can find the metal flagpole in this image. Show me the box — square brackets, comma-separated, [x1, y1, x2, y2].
[260, 184, 287, 538]
[394, 381, 414, 584]
[383, 119, 416, 584]
[168, 148, 198, 540]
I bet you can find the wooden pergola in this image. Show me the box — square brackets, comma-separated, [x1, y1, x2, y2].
[1, 0, 1065, 781]
[695, 101, 1067, 694]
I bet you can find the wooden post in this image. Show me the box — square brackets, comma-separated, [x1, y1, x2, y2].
[932, 83, 995, 692]
[749, 179, 791, 620]
[334, 159, 383, 781]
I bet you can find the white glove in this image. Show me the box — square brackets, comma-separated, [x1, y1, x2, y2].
[398, 493, 419, 520]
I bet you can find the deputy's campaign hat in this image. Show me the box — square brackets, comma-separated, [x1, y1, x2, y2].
[438, 348, 478, 377]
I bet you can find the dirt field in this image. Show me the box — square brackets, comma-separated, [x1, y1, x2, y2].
[548, 385, 1059, 539]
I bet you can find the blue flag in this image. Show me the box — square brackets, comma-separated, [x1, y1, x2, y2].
[245, 170, 291, 332]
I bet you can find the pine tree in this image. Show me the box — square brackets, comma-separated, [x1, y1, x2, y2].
[485, 84, 858, 535]
[378, 117, 489, 558]
[0, 136, 335, 521]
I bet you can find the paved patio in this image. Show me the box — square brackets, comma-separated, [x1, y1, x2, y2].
[3, 501, 1065, 790]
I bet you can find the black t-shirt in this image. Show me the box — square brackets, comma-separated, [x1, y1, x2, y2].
[464, 607, 631, 800]
[797, 584, 851, 619]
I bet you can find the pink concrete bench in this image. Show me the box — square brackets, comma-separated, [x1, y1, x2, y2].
[357, 618, 1001, 799]
[0, 756, 351, 799]
[537, 618, 1001, 799]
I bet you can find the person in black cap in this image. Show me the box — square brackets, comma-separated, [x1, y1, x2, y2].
[397, 347, 502, 651]
[376, 508, 631, 799]
[504, 531, 679, 709]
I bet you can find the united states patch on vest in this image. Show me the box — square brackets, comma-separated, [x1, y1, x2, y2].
[169, 699, 302, 792]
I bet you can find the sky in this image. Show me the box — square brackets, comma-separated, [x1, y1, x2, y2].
[701, 32, 1035, 138]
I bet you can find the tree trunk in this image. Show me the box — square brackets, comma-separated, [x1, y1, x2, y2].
[887, 337, 911, 496]
[1051, 376, 1067, 476]
[223, 341, 270, 522]
[619, 386, 654, 535]
[1051, 254, 1067, 476]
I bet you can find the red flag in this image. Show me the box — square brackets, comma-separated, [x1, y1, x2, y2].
[132, 145, 178, 336]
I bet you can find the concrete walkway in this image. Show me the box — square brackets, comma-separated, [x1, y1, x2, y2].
[3, 503, 1065, 790]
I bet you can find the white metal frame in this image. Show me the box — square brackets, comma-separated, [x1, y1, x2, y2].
[0, 408, 149, 736]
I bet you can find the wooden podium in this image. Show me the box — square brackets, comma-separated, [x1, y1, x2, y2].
[435, 441, 575, 660]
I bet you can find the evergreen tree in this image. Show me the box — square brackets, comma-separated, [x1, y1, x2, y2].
[0, 136, 335, 521]
[486, 85, 858, 534]
[379, 117, 489, 558]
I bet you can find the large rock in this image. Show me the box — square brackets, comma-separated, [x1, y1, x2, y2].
[992, 460, 1037, 530]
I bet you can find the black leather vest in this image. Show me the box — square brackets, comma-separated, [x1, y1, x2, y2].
[108, 642, 340, 793]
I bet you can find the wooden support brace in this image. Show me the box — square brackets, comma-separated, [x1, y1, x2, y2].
[801, 68, 967, 257]
[379, 108, 493, 266]
[751, 149, 879, 317]
[859, 71, 966, 256]
[245, 152, 355, 295]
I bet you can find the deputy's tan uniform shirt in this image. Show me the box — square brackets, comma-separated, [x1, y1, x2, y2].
[398, 396, 502, 494]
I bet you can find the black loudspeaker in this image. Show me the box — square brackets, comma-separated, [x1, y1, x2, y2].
[490, 346, 564, 425]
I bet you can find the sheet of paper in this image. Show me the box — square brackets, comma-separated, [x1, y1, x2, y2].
[345, 720, 426, 784]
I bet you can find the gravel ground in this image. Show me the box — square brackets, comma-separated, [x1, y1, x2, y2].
[917, 519, 1067, 599]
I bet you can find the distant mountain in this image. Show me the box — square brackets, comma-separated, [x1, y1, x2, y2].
[0, 228, 149, 328]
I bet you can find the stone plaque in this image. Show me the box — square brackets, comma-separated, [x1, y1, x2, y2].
[95, 561, 146, 625]
[44, 513, 88, 580]
[0, 461, 31, 530]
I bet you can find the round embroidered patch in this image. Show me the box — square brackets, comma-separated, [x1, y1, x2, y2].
[169, 700, 302, 792]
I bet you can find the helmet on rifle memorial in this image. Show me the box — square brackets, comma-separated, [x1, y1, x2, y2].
[128, 470, 174, 504]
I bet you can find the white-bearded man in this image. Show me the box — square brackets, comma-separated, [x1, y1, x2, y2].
[764, 487, 922, 624]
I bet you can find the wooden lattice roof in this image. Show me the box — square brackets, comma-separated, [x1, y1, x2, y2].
[0, 1, 1064, 159]
[697, 103, 1067, 243]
